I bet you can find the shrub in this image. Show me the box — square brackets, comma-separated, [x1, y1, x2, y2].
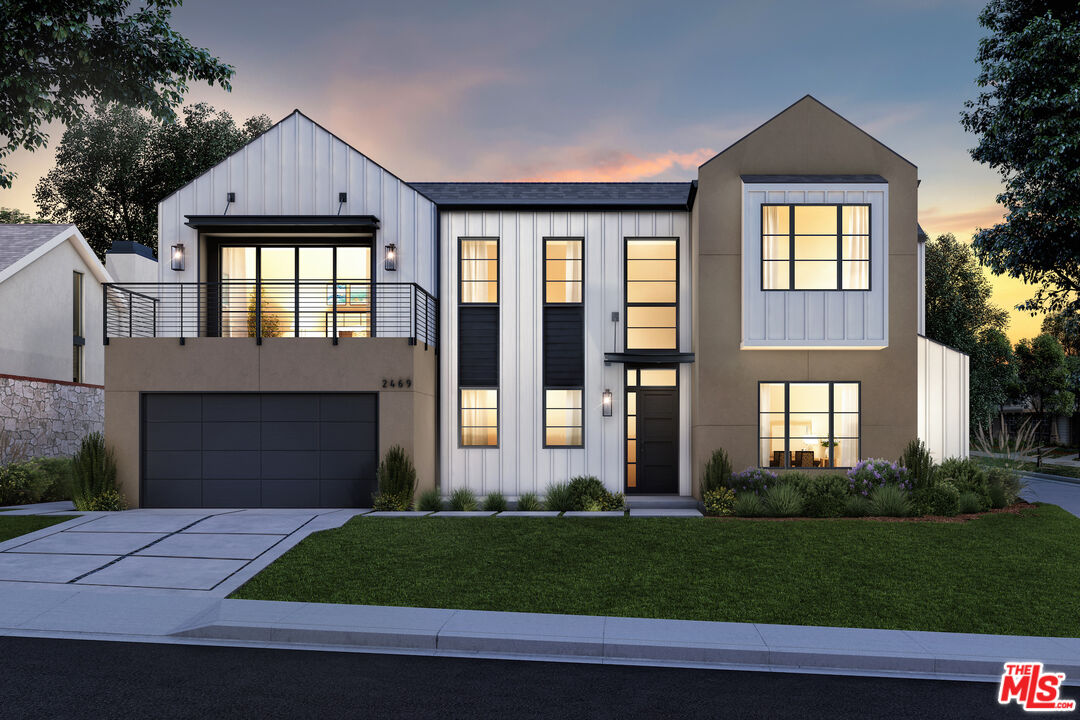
[83, 489, 125, 512]
[416, 488, 444, 512]
[36, 457, 73, 501]
[702, 449, 733, 493]
[703, 487, 735, 517]
[867, 484, 912, 517]
[0, 428, 29, 467]
[448, 487, 478, 511]
[986, 467, 1021, 509]
[730, 467, 778, 496]
[544, 482, 576, 512]
[516, 492, 542, 511]
[842, 494, 871, 517]
[938, 458, 989, 509]
[372, 492, 410, 511]
[847, 459, 909, 498]
[899, 438, 936, 491]
[762, 483, 804, 517]
[795, 473, 848, 518]
[482, 492, 507, 512]
[72, 433, 119, 512]
[375, 445, 417, 508]
[958, 491, 983, 514]
[913, 480, 960, 517]
[733, 491, 765, 517]
[566, 475, 624, 511]
[0, 461, 50, 505]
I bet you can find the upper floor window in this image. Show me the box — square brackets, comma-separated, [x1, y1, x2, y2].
[762, 204, 869, 291]
[460, 238, 498, 304]
[625, 238, 677, 350]
[544, 238, 582, 304]
[72, 271, 83, 383]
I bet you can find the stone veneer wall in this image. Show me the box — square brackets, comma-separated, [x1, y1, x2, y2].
[0, 374, 104, 459]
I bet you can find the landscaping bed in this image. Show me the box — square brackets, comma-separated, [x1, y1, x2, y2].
[0, 515, 70, 542]
[232, 502, 1080, 637]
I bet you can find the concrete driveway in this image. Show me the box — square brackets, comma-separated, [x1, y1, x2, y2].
[0, 508, 366, 596]
[1021, 475, 1080, 519]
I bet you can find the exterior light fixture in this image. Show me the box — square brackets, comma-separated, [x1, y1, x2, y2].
[602, 389, 613, 417]
[384, 243, 397, 271]
[170, 244, 185, 271]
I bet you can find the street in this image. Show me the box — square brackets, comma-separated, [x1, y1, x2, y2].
[0, 636, 1033, 719]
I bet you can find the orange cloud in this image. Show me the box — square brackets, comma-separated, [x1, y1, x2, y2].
[919, 204, 1005, 240]
[514, 148, 716, 182]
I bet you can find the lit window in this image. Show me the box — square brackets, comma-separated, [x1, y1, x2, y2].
[461, 388, 498, 446]
[544, 389, 583, 447]
[626, 238, 677, 349]
[544, 239, 582, 304]
[759, 382, 859, 468]
[460, 239, 498, 304]
[762, 205, 869, 290]
[72, 271, 83, 382]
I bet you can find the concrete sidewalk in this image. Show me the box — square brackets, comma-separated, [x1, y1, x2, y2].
[0, 581, 1076, 686]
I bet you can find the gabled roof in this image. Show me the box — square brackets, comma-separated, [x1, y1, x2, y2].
[701, 95, 917, 170]
[0, 224, 112, 285]
[409, 182, 695, 210]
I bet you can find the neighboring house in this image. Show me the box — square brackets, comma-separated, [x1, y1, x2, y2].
[101, 95, 969, 508]
[0, 226, 155, 458]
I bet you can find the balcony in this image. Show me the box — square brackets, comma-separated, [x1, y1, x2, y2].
[103, 280, 437, 348]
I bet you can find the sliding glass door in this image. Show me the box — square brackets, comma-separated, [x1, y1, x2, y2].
[219, 243, 372, 338]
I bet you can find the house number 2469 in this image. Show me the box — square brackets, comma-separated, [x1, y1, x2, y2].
[382, 378, 412, 389]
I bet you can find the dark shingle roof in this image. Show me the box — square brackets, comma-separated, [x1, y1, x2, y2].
[409, 182, 695, 210]
[0, 224, 73, 274]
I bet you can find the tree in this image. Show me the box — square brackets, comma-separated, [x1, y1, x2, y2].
[34, 103, 271, 257]
[1014, 334, 1076, 442]
[960, 1, 1080, 318]
[0, 208, 46, 223]
[923, 233, 1011, 426]
[1042, 309, 1080, 356]
[0, 0, 234, 188]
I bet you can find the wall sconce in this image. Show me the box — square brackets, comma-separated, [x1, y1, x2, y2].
[384, 243, 397, 271]
[602, 389, 613, 417]
[170, 244, 185, 271]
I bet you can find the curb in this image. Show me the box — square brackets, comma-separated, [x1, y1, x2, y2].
[1021, 470, 1080, 486]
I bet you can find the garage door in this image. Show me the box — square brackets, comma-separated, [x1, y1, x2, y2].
[141, 393, 378, 508]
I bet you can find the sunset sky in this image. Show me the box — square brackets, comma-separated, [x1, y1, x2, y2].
[0, 0, 1045, 341]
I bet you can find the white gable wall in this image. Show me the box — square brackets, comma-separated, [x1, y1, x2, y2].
[157, 111, 437, 294]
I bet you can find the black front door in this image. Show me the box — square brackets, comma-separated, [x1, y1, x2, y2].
[626, 367, 679, 494]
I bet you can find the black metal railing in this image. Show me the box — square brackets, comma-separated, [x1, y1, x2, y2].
[103, 280, 437, 349]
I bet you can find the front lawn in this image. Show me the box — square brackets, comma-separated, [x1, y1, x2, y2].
[0, 515, 70, 542]
[232, 504, 1080, 637]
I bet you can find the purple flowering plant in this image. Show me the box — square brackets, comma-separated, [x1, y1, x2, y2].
[846, 459, 909, 497]
[730, 467, 779, 496]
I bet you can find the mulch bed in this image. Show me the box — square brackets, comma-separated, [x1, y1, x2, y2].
[708, 501, 1037, 523]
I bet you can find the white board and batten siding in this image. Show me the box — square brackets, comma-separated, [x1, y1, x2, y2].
[439, 211, 693, 498]
[156, 111, 437, 294]
[917, 335, 970, 461]
[741, 183, 889, 348]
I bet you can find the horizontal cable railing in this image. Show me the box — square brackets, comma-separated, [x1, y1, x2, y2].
[103, 280, 437, 348]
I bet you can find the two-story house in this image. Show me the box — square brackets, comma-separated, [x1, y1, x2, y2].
[102, 95, 968, 508]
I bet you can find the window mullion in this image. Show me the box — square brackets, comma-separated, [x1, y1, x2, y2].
[788, 205, 795, 290]
[784, 382, 790, 469]
[836, 206, 843, 290]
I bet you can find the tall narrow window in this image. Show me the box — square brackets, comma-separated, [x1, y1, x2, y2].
[543, 238, 584, 447]
[72, 271, 84, 382]
[625, 239, 677, 350]
[762, 204, 870, 290]
[459, 238, 499, 446]
[759, 382, 860, 468]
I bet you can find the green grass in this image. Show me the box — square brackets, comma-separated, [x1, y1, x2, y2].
[0, 515, 69, 542]
[975, 456, 1080, 481]
[232, 504, 1080, 637]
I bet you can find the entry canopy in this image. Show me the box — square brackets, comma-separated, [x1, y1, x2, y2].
[185, 215, 379, 234]
[604, 351, 695, 365]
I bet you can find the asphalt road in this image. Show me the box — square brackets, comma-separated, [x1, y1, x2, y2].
[1, 636, 1036, 719]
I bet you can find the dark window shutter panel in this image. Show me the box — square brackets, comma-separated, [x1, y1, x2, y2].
[459, 306, 499, 386]
[543, 305, 584, 387]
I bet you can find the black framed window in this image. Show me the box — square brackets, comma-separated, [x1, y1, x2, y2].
[544, 238, 582, 304]
[759, 381, 860, 468]
[72, 271, 83, 382]
[543, 238, 584, 447]
[544, 389, 583, 447]
[461, 388, 498, 446]
[762, 204, 870, 291]
[459, 238, 499, 304]
[625, 238, 677, 350]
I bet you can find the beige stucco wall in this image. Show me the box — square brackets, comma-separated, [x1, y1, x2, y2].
[0, 239, 105, 385]
[105, 337, 436, 506]
[692, 97, 920, 491]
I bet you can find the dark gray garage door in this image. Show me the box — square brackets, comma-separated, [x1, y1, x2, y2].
[141, 393, 378, 508]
